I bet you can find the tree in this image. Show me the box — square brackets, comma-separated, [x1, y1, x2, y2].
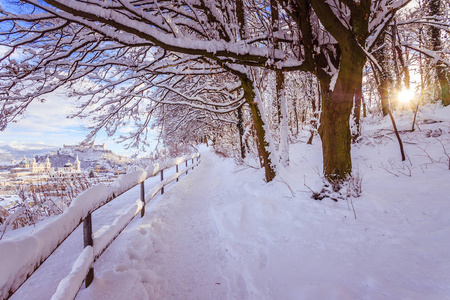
[427, 0, 450, 105]
[0, 0, 417, 185]
[0, 0, 281, 181]
[394, 0, 450, 105]
[279, 0, 409, 185]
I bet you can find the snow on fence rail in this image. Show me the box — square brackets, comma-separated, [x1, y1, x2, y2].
[0, 152, 201, 300]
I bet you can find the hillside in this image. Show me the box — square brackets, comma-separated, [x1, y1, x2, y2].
[38, 149, 132, 171]
[3, 103, 449, 299]
[0, 143, 57, 164]
[0, 142, 132, 171]
[77, 104, 450, 299]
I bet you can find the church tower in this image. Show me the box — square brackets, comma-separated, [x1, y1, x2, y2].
[75, 155, 81, 172]
[31, 157, 37, 168]
[30, 157, 38, 172]
[45, 156, 51, 172]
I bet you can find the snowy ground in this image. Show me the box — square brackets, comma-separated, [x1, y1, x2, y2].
[3, 104, 450, 299]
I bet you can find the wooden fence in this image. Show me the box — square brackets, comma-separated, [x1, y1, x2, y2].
[0, 153, 201, 300]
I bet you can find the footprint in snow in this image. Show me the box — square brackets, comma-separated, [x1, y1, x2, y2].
[115, 264, 129, 272]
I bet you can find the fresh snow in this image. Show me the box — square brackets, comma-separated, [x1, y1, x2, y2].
[2, 105, 450, 299]
[1, 154, 199, 299]
[51, 246, 93, 300]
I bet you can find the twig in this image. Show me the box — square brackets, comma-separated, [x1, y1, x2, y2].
[436, 138, 450, 170]
[276, 176, 296, 197]
[387, 107, 406, 161]
[350, 198, 357, 219]
[380, 163, 400, 177]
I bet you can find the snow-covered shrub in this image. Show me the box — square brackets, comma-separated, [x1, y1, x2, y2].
[0, 175, 97, 239]
[310, 170, 363, 202]
[345, 170, 363, 198]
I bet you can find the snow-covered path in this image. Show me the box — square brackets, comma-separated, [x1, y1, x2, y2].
[4, 106, 450, 300]
[75, 143, 450, 300]
[6, 133, 450, 299]
[74, 141, 450, 300]
[77, 151, 231, 299]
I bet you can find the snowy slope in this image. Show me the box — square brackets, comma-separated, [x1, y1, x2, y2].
[76, 104, 449, 299]
[4, 104, 450, 299]
[0, 143, 57, 163]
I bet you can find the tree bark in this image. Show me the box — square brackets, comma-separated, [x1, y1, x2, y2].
[318, 52, 365, 186]
[428, 0, 450, 106]
[236, 106, 246, 159]
[319, 86, 353, 185]
[373, 32, 391, 116]
[436, 66, 450, 106]
[352, 79, 362, 142]
[241, 77, 276, 182]
[276, 70, 289, 166]
[271, 0, 289, 166]
[307, 76, 318, 145]
[292, 97, 299, 136]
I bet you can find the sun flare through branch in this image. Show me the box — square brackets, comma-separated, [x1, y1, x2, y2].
[398, 88, 414, 103]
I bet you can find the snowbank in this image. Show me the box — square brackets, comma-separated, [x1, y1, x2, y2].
[0, 184, 108, 299]
[75, 109, 450, 299]
[51, 246, 94, 300]
[0, 153, 200, 298]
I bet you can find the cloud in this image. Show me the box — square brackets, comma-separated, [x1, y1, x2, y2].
[1, 88, 87, 146]
[0, 88, 147, 157]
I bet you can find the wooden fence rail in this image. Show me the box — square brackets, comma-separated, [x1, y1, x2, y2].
[0, 153, 201, 300]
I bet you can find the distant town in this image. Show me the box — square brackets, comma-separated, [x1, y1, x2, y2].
[0, 143, 131, 215]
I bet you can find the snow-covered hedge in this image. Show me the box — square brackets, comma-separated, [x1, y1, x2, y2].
[0, 152, 200, 299]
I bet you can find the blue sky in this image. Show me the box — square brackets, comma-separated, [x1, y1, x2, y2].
[0, 89, 138, 156]
[0, 7, 154, 157]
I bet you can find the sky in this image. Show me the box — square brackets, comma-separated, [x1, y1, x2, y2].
[0, 1, 131, 156]
[0, 1, 105, 153]
[0, 89, 145, 156]
[0, 1, 158, 157]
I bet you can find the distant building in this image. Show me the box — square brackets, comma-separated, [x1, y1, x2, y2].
[7, 155, 82, 180]
[19, 157, 29, 169]
[60, 143, 109, 155]
[9, 157, 33, 177]
[49, 155, 83, 180]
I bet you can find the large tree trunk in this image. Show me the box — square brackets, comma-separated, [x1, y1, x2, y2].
[379, 73, 391, 116]
[429, 0, 450, 106]
[236, 106, 246, 159]
[235, 0, 275, 181]
[436, 66, 450, 106]
[307, 76, 318, 145]
[271, 0, 289, 166]
[276, 70, 289, 167]
[319, 52, 365, 186]
[352, 79, 362, 142]
[241, 77, 276, 182]
[319, 85, 353, 185]
[373, 32, 391, 116]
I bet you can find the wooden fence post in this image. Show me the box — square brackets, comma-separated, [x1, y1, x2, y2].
[83, 213, 94, 287]
[161, 169, 164, 195]
[185, 160, 188, 175]
[192, 158, 194, 169]
[176, 164, 179, 182]
[140, 181, 145, 217]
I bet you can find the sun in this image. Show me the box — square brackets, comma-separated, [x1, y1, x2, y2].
[398, 88, 414, 103]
